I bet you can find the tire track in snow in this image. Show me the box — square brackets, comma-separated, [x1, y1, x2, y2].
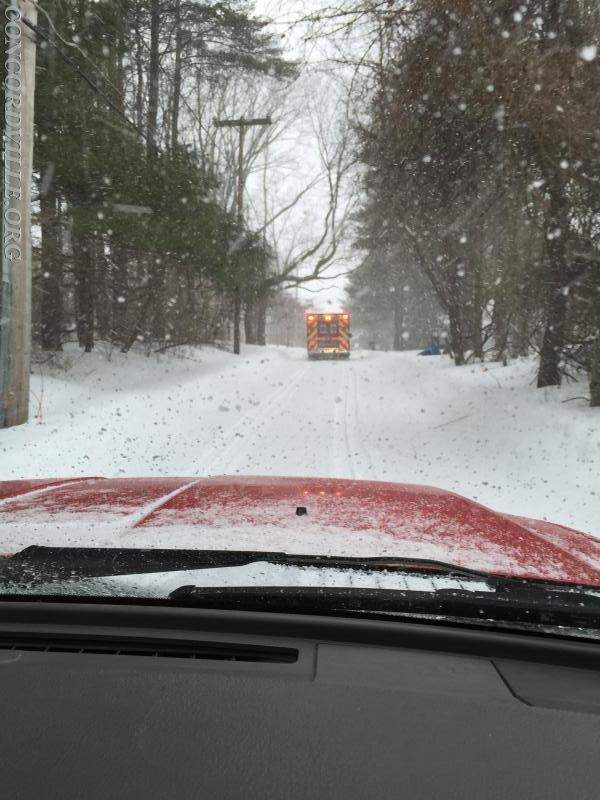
[344, 366, 359, 478]
[349, 364, 377, 480]
[339, 364, 377, 480]
[330, 364, 357, 479]
[197, 365, 308, 475]
[342, 366, 356, 479]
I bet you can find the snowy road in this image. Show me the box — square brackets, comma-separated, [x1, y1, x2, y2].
[1, 344, 599, 536]
[197, 353, 372, 480]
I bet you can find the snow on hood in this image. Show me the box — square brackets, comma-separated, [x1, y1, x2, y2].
[0, 475, 599, 586]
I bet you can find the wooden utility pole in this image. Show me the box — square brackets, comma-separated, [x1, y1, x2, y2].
[1, 0, 37, 427]
[214, 116, 271, 354]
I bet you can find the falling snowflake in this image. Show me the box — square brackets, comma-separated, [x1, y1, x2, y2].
[579, 45, 598, 62]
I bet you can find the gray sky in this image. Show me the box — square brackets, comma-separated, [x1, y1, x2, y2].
[249, 0, 358, 310]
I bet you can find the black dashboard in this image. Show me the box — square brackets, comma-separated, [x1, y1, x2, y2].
[1, 601, 599, 799]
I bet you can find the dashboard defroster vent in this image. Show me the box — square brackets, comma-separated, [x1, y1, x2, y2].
[0, 635, 298, 663]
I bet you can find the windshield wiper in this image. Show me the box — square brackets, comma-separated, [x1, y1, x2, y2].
[0, 545, 491, 587]
[2, 546, 599, 631]
[167, 585, 600, 631]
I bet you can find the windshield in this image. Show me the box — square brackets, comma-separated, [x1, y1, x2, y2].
[0, 0, 599, 628]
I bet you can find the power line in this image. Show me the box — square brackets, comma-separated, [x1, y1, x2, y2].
[27, 1, 277, 198]
[0, 0, 148, 143]
[35, 18, 147, 141]
[129, 27, 226, 155]
[2, 0, 276, 203]
[125, 18, 276, 198]
[32, 0, 129, 110]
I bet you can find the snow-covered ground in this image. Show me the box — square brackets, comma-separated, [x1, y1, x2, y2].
[1, 344, 599, 536]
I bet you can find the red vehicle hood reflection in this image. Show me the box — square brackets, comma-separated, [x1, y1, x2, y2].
[0, 476, 599, 587]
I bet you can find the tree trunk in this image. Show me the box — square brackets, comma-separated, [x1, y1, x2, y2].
[95, 241, 110, 340]
[537, 174, 568, 388]
[233, 288, 242, 354]
[493, 314, 510, 365]
[39, 5, 62, 353]
[40, 186, 63, 351]
[120, 256, 158, 353]
[171, 0, 182, 153]
[448, 310, 465, 366]
[447, 274, 465, 366]
[134, 8, 145, 129]
[147, 0, 160, 152]
[150, 263, 166, 343]
[121, 290, 153, 353]
[244, 300, 257, 345]
[492, 286, 510, 364]
[590, 335, 600, 407]
[256, 298, 267, 346]
[185, 265, 198, 342]
[392, 289, 403, 350]
[72, 223, 95, 353]
[110, 245, 129, 345]
[470, 263, 484, 360]
[507, 288, 533, 358]
[537, 290, 567, 388]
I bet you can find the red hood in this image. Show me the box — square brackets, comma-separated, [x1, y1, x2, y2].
[0, 476, 599, 587]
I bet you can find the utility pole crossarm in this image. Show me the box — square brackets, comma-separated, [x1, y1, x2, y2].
[214, 117, 272, 128]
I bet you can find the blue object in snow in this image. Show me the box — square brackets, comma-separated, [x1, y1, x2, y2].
[418, 342, 441, 356]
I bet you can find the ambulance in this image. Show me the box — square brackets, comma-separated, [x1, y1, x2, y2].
[305, 311, 351, 359]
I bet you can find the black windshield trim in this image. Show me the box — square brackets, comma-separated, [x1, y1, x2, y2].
[162, 585, 600, 631]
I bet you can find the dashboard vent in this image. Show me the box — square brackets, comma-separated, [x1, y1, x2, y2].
[0, 635, 298, 663]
